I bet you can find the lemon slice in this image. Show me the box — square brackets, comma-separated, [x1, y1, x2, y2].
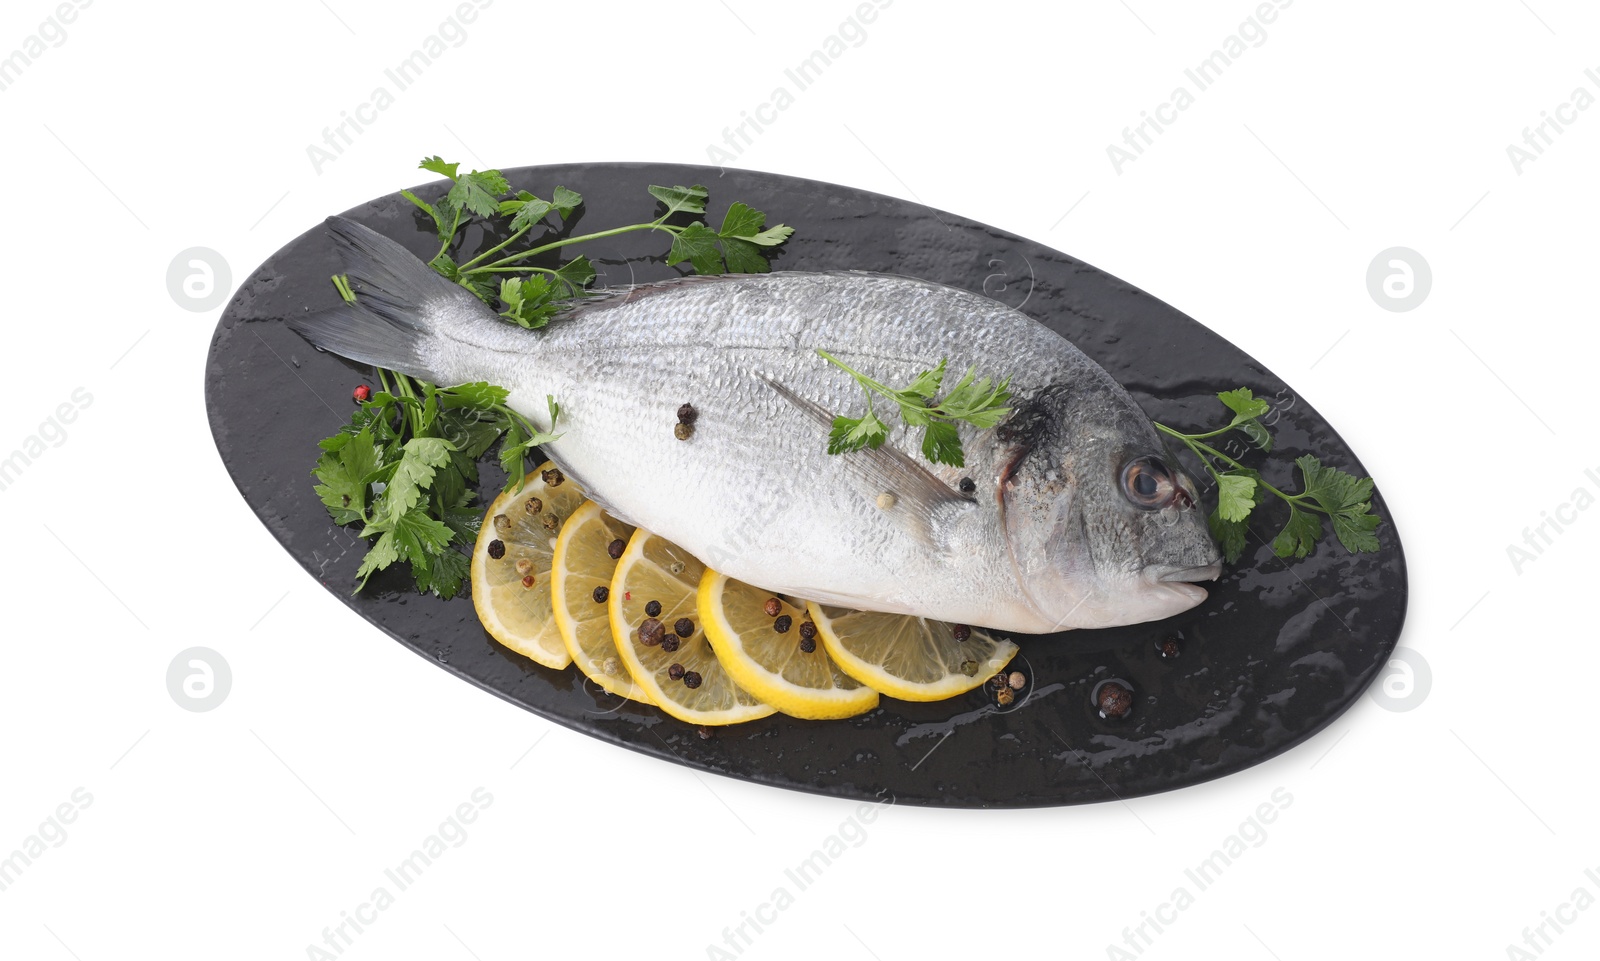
[698, 571, 878, 720]
[551, 500, 652, 703]
[470, 462, 587, 669]
[805, 602, 1019, 701]
[609, 530, 776, 726]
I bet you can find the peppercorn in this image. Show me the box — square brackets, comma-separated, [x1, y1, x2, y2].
[674, 617, 694, 638]
[667, 663, 685, 680]
[990, 673, 1009, 691]
[1158, 636, 1182, 659]
[645, 599, 662, 618]
[773, 614, 793, 634]
[763, 598, 782, 617]
[697, 725, 712, 740]
[592, 586, 609, 604]
[1097, 681, 1134, 719]
[682, 670, 702, 688]
[524, 496, 543, 514]
[607, 538, 625, 559]
[638, 618, 665, 646]
[677, 403, 698, 425]
[996, 688, 1015, 706]
[799, 636, 816, 654]
[959, 477, 976, 494]
[660, 635, 680, 653]
[352, 384, 372, 402]
[541, 512, 560, 533]
[798, 621, 817, 642]
[1008, 671, 1026, 691]
[952, 624, 971, 642]
[487, 539, 506, 560]
[674, 422, 695, 441]
[515, 558, 533, 576]
[493, 513, 511, 534]
[959, 660, 978, 677]
[876, 492, 896, 510]
[541, 468, 565, 486]
[521, 574, 536, 589]
[602, 656, 620, 676]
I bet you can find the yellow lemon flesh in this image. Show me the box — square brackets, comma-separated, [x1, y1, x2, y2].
[551, 500, 652, 703]
[806, 602, 1019, 702]
[469, 463, 586, 670]
[699, 571, 878, 720]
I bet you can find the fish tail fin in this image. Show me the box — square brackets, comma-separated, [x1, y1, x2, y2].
[288, 216, 496, 384]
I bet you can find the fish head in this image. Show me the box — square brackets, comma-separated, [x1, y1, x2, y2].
[997, 385, 1221, 630]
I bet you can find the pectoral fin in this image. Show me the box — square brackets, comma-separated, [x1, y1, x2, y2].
[757, 372, 974, 547]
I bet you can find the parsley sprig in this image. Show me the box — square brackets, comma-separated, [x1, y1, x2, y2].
[1154, 389, 1382, 562]
[819, 351, 1012, 468]
[312, 375, 561, 599]
[401, 158, 793, 327]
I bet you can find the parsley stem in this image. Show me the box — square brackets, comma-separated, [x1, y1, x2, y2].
[457, 224, 532, 271]
[434, 208, 462, 263]
[465, 222, 677, 275]
[1155, 424, 1327, 515]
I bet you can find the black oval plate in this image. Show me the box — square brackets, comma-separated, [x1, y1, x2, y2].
[205, 163, 1406, 808]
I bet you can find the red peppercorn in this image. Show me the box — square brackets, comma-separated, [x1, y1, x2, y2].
[353, 384, 372, 403]
[763, 598, 782, 617]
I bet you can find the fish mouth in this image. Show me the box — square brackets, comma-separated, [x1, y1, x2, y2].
[1144, 562, 1223, 602]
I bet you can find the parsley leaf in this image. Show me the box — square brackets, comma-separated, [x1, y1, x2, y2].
[312, 426, 380, 525]
[921, 420, 964, 467]
[372, 437, 454, 527]
[649, 183, 710, 218]
[818, 352, 1012, 467]
[1209, 511, 1250, 564]
[667, 221, 725, 274]
[828, 412, 890, 455]
[498, 276, 562, 329]
[446, 169, 510, 219]
[1215, 472, 1257, 523]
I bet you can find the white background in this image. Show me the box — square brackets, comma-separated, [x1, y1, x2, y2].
[0, 1, 1592, 958]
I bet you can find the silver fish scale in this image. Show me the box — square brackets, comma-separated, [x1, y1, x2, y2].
[428, 271, 1122, 626]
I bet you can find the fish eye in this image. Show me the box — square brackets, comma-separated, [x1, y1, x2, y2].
[1120, 456, 1176, 509]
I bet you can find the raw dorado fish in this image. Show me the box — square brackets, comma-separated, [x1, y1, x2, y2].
[292, 217, 1221, 633]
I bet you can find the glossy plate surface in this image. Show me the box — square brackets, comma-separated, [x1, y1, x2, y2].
[205, 163, 1406, 808]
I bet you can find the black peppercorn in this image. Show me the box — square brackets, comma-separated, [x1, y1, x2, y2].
[645, 599, 662, 618]
[592, 586, 609, 604]
[674, 617, 694, 638]
[667, 663, 685, 680]
[682, 670, 702, 689]
[773, 614, 793, 634]
[487, 539, 506, 560]
[638, 618, 665, 646]
[607, 538, 625, 559]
